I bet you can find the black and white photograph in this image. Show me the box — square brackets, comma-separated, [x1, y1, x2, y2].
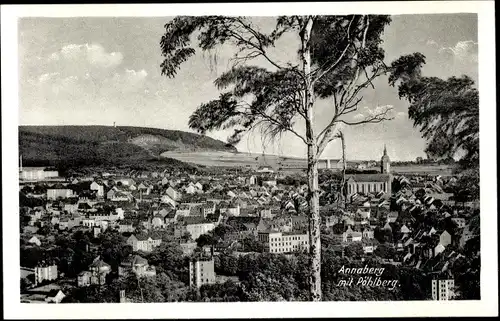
[1, 1, 497, 318]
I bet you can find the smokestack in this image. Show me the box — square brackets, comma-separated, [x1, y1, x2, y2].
[113, 122, 116, 128]
[19, 155, 23, 172]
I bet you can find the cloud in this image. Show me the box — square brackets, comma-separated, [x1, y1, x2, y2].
[49, 43, 124, 68]
[396, 111, 406, 118]
[350, 105, 395, 124]
[439, 40, 478, 63]
[426, 39, 439, 47]
[104, 69, 148, 92]
[366, 104, 393, 117]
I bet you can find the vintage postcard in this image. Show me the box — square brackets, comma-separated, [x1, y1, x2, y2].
[1, 1, 497, 319]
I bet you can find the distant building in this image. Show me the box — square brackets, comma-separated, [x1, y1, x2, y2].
[19, 165, 59, 181]
[345, 146, 392, 196]
[78, 257, 112, 287]
[431, 279, 455, 300]
[189, 258, 216, 288]
[258, 231, 309, 254]
[380, 144, 391, 174]
[118, 255, 156, 277]
[34, 264, 58, 286]
[90, 182, 105, 198]
[126, 234, 162, 252]
[180, 242, 198, 256]
[181, 217, 216, 241]
[47, 186, 75, 200]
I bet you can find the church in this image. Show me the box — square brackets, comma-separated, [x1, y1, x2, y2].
[345, 145, 392, 196]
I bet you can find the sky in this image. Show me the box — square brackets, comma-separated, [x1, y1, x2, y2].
[18, 14, 478, 161]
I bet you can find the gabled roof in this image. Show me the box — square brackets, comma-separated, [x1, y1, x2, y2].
[347, 174, 391, 182]
[182, 216, 211, 225]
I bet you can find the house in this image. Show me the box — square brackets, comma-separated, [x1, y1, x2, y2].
[28, 236, 42, 246]
[118, 221, 135, 233]
[262, 178, 277, 187]
[21, 287, 66, 304]
[176, 204, 191, 217]
[161, 193, 178, 207]
[78, 257, 112, 287]
[47, 185, 75, 200]
[82, 218, 96, 228]
[363, 244, 375, 254]
[400, 224, 411, 235]
[114, 178, 136, 187]
[34, 264, 58, 286]
[184, 218, 216, 241]
[90, 182, 105, 198]
[185, 184, 197, 194]
[118, 254, 156, 277]
[439, 230, 452, 247]
[227, 204, 241, 217]
[77, 271, 93, 287]
[151, 214, 166, 229]
[166, 186, 181, 201]
[126, 234, 162, 252]
[258, 231, 309, 254]
[63, 200, 79, 214]
[362, 227, 374, 240]
[195, 182, 204, 191]
[247, 175, 258, 185]
[342, 226, 362, 243]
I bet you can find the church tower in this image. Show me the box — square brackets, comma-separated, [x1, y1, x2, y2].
[381, 145, 390, 174]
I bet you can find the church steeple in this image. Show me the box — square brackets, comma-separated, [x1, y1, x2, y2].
[381, 145, 390, 174]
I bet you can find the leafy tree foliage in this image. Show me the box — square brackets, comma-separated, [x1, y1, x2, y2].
[389, 70, 479, 168]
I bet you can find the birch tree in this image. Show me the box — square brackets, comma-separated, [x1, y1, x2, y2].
[160, 15, 424, 301]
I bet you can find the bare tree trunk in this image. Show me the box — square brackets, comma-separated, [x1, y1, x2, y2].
[301, 16, 322, 302]
[307, 148, 321, 301]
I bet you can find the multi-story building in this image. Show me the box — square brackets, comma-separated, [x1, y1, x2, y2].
[189, 258, 216, 288]
[34, 264, 58, 286]
[47, 187, 75, 200]
[258, 231, 309, 254]
[126, 234, 162, 252]
[431, 279, 455, 300]
[182, 217, 216, 241]
[19, 166, 59, 181]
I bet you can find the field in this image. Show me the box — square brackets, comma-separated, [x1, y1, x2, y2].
[161, 151, 456, 176]
[390, 164, 455, 176]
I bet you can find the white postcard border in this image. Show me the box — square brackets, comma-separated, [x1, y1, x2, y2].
[1, 1, 497, 318]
